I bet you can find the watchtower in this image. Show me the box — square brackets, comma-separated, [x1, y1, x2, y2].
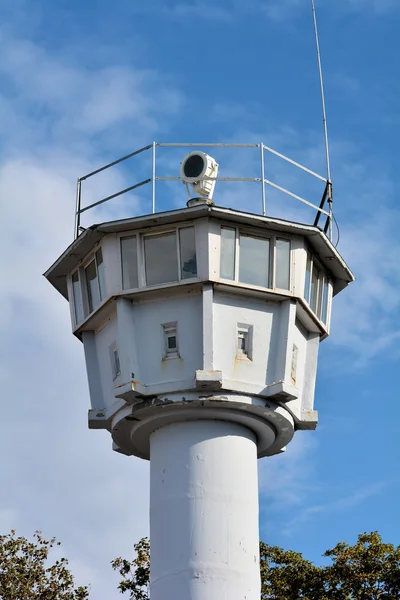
[45, 143, 354, 599]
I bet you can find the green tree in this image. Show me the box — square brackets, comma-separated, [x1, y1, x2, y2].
[112, 538, 150, 600]
[323, 532, 400, 599]
[0, 531, 89, 600]
[113, 532, 400, 599]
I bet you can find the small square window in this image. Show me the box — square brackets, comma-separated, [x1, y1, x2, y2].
[236, 324, 253, 360]
[109, 342, 121, 380]
[167, 335, 177, 350]
[162, 322, 179, 359]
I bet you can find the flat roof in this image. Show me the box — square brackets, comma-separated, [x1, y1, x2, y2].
[44, 204, 355, 299]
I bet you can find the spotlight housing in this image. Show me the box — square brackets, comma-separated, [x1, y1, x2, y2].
[180, 151, 219, 200]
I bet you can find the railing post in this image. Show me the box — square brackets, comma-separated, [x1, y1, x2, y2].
[152, 142, 156, 214]
[260, 143, 266, 216]
[74, 179, 82, 240]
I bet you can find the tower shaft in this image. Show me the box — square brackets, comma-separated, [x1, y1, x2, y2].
[150, 420, 260, 599]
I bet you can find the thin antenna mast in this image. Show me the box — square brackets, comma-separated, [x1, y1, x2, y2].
[311, 0, 333, 239]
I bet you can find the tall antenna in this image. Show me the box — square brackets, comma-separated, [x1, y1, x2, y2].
[311, 0, 331, 183]
[311, 0, 333, 240]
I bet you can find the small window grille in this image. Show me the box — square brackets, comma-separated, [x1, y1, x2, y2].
[162, 322, 179, 359]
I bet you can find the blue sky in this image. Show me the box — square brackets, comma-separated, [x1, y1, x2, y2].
[1, 0, 399, 596]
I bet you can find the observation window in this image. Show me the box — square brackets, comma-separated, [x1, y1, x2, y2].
[120, 226, 198, 290]
[303, 251, 330, 325]
[145, 232, 178, 286]
[239, 234, 270, 288]
[85, 248, 105, 313]
[121, 236, 138, 290]
[71, 271, 84, 324]
[220, 227, 291, 292]
[220, 227, 236, 280]
[179, 227, 197, 280]
[275, 239, 291, 290]
[70, 247, 106, 327]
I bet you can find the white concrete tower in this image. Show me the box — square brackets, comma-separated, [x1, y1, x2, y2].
[45, 146, 354, 599]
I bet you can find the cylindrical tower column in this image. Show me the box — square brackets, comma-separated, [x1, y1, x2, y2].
[150, 420, 260, 600]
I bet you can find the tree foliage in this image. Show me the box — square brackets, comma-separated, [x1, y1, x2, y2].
[0, 531, 89, 600]
[114, 532, 400, 599]
[112, 538, 150, 600]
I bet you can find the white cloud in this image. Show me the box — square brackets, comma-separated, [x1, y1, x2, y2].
[0, 30, 185, 599]
[259, 434, 319, 511]
[120, 0, 399, 24]
[282, 481, 388, 535]
[0, 11, 397, 595]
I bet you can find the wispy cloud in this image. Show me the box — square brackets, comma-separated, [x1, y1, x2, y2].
[282, 481, 389, 535]
[259, 434, 320, 510]
[119, 0, 399, 24]
[0, 34, 184, 158]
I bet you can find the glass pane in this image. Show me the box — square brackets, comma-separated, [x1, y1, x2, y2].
[85, 259, 100, 313]
[220, 228, 236, 280]
[311, 265, 320, 313]
[304, 253, 311, 302]
[239, 235, 270, 287]
[321, 279, 329, 324]
[275, 239, 290, 290]
[72, 271, 84, 323]
[95, 248, 106, 300]
[121, 236, 138, 290]
[145, 232, 178, 286]
[179, 227, 197, 279]
[168, 335, 177, 350]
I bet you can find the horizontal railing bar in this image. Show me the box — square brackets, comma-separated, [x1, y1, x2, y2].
[157, 143, 260, 148]
[262, 144, 326, 182]
[79, 145, 152, 181]
[157, 142, 325, 182]
[263, 179, 330, 216]
[78, 179, 151, 214]
[156, 176, 260, 182]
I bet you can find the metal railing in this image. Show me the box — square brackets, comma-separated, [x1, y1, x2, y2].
[74, 142, 333, 241]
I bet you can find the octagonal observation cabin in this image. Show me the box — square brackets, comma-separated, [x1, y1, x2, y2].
[45, 142, 354, 459]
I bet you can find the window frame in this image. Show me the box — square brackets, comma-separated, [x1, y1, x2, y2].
[69, 244, 107, 327]
[121, 234, 140, 291]
[161, 321, 180, 360]
[236, 323, 254, 361]
[109, 341, 121, 380]
[219, 225, 292, 293]
[119, 223, 199, 292]
[303, 249, 331, 326]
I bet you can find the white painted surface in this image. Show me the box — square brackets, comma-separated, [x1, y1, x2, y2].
[82, 331, 104, 409]
[133, 293, 203, 386]
[213, 291, 280, 386]
[95, 316, 118, 408]
[150, 420, 260, 600]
